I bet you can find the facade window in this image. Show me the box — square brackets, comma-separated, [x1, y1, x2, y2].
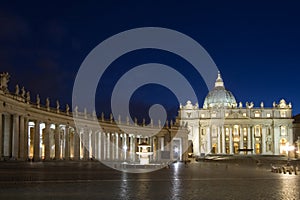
[243, 128, 247, 136]
[254, 112, 260, 117]
[201, 114, 205, 118]
[211, 113, 216, 118]
[280, 111, 286, 118]
[225, 113, 229, 117]
[280, 126, 286, 136]
[233, 125, 239, 137]
[212, 127, 217, 137]
[266, 113, 271, 118]
[225, 128, 229, 136]
[242, 113, 247, 117]
[255, 126, 261, 137]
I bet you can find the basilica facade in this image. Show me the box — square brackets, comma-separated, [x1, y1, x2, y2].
[179, 72, 294, 156]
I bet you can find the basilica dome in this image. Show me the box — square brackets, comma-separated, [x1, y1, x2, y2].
[203, 72, 237, 109]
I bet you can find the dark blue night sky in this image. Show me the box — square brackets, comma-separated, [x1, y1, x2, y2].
[1, 1, 300, 122]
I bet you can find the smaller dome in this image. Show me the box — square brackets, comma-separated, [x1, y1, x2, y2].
[203, 72, 237, 109]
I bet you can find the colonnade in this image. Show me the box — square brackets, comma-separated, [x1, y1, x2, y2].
[0, 113, 185, 162]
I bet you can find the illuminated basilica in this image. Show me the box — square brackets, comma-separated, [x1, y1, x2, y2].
[179, 72, 295, 156]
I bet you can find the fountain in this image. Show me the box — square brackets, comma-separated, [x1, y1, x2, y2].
[136, 142, 153, 165]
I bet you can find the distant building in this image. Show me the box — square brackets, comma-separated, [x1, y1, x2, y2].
[179, 72, 294, 156]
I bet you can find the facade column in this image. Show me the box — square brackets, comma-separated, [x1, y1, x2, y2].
[252, 126, 256, 155]
[206, 126, 211, 154]
[239, 126, 244, 154]
[217, 126, 221, 154]
[247, 126, 251, 154]
[0, 114, 3, 159]
[73, 129, 80, 161]
[261, 126, 266, 154]
[33, 120, 40, 161]
[54, 124, 60, 160]
[44, 123, 51, 160]
[229, 126, 233, 154]
[221, 126, 225, 154]
[274, 126, 279, 155]
[64, 125, 70, 160]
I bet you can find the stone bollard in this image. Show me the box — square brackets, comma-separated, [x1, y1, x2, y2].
[294, 166, 298, 175]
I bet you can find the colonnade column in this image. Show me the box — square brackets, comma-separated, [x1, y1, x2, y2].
[23, 118, 29, 160]
[44, 123, 51, 160]
[33, 120, 40, 161]
[3, 114, 11, 157]
[83, 129, 90, 160]
[54, 124, 60, 160]
[106, 133, 110, 160]
[73, 129, 80, 160]
[131, 135, 136, 162]
[64, 126, 70, 160]
[221, 126, 225, 154]
[0, 114, 3, 159]
[116, 133, 120, 160]
[19, 116, 25, 160]
[12, 115, 20, 159]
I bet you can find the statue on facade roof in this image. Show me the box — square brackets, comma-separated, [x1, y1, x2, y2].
[92, 110, 97, 120]
[66, 104, 70, 115]
[118, 115, 121, 124]
[101, 112, 104, 121]
[26, 91, 30, 103]
[273, 101, 276, 108]
[84, 108, 87, 118]
[0, 72, 10, 92]
[126, 116, 129, 125]
[46, 98, 50, 111]
[36, 94, 40, 108]
[56, 100, 60, 113]
[15, 84, 19, 95]
[142, 118, 145, 126]
[239, 102, 243, 108]
[74, 106, 78, 116]
[21, 87, 25, 98]
[260, 102, 264, 108]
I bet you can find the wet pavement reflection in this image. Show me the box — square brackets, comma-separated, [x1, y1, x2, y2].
[0, 161, 299, 199]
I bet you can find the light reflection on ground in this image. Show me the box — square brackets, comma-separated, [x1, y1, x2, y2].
[0, 161, 299, 200]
